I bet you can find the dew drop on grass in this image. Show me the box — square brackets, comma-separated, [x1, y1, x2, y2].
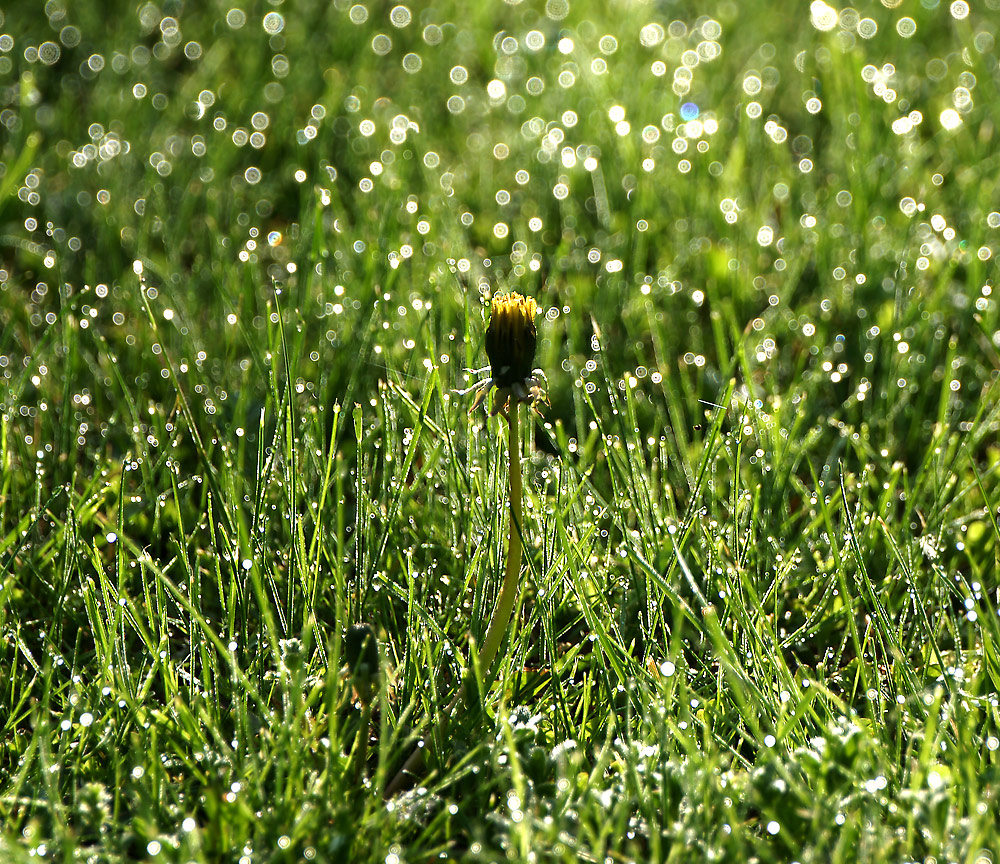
[262, 12, 284, 34]
[940, 108, 962, 130]
[390, 5, 411, 27]
[640, 23, 665, 47]
[857, 18, 877, 39]
[38, 41, 60, 64]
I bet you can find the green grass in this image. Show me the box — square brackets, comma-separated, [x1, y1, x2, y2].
[2, 0, 1000, 860]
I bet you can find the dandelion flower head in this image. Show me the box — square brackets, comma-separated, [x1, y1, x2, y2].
[457, 291, 547, 416]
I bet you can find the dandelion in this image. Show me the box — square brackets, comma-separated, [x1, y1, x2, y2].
[456, 292, 547, 416]
[462, 292, 546, 675]
[387, 293, 546, 797]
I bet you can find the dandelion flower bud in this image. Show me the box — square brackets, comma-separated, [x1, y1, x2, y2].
[486, 292, 537, 387]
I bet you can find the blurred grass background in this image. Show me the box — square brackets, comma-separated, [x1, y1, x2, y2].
[1, 0, 1000, 860]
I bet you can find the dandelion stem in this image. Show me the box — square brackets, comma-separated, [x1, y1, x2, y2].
[477, 401, 523, 676]
[387, 352, 533, 799]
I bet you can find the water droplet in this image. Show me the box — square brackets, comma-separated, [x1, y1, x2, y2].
[262, 12, 284, 34]
[640, 23, 665, 47]
[940, 108, 962, 130]
[389, 5, 411, 27]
